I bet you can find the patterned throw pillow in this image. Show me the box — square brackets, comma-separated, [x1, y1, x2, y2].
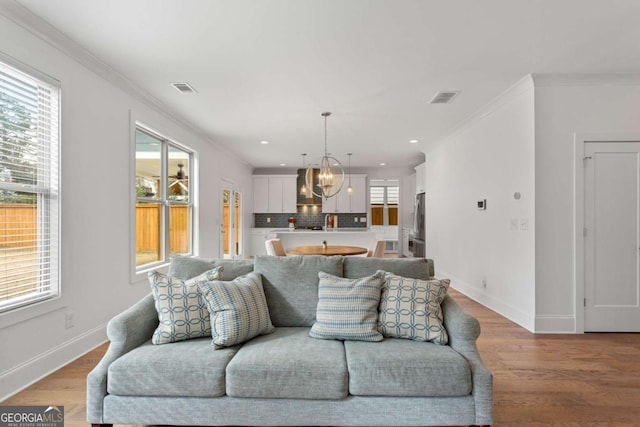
[378, 273, 450, 345]
[197, 272, 275, 349]
[309, 271, 386, 342]
[148, 266, 223, 345]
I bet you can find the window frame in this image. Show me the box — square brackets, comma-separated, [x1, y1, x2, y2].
[0, 52, 61, 321]
[133, 123, 195, 276]
[369, 185, 399, 226]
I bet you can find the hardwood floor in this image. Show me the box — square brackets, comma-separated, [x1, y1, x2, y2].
[2, 289, 640, 427]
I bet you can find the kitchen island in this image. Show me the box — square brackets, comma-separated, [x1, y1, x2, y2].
[287, 244, 368, 256]
[274, 229, 375, 255]
[249, 228, 383, 257]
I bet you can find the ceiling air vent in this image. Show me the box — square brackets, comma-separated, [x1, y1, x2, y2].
[171, 82, 197, 94]
[429, 90, 460, 104]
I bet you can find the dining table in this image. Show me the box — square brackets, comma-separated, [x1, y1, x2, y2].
[286, 244, 368, 256]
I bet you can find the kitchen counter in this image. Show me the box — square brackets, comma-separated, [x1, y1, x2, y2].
[276, 227, 369, 233]
[273, 229, 375, 253]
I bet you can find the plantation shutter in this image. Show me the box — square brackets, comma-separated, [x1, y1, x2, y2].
[0, 56, 60, 313]
[370, 186, 385, 204]
[387, 186, 399, 205]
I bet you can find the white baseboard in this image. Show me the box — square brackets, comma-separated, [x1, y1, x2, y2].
[441, 270, 536, 332]
[534, 315, 576, 333]
[0, 324, 107, 401]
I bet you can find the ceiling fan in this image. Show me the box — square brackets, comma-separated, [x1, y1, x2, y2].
[169, 163, 187, 180]
[168, 163, 189, 198]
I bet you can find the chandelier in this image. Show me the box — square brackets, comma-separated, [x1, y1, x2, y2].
[305, 112, 344, 200]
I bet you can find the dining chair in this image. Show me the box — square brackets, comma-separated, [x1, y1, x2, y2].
[367, 240, 386, 258]
[265, 239, 287, 256]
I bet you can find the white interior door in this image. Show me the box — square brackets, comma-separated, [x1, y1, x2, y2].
[584, 142, 640, 331]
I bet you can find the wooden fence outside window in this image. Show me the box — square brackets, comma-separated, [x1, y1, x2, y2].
[2, 203, 239, 262]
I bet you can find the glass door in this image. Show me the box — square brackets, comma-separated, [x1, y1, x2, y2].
[221, 183, 243, 259]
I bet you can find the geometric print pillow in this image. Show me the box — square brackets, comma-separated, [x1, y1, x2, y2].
[309, 271, 386, 342]
[148, 266, 223, 345]
[378, 273, 450, 345]
[197, 272, 275, 349]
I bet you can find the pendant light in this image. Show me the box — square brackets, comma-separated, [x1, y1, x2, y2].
[300, 153, 308, 195]
[347, 153, 353, 194]
[305, 112, 344, 200]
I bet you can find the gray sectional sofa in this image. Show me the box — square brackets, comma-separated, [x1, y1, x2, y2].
[87, 255, 493, 427]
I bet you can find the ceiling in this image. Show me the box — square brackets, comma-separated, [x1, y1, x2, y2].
[11, 0, 640, 170]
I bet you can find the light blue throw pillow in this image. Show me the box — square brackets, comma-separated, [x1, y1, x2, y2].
[378, 273, 450, 345]
[309, 271, 385, 342]
[197, 272, 275, 349]
[148, 266, 223, 345]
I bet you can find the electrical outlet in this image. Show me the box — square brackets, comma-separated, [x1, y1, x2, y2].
[360, 217, 366, 222]
[520, 218, 528, 231]
[266, 217, 271, 223]
[510, 218, 518, 231]
[65, 311, 75, 329]
[354, 217, 358, 223]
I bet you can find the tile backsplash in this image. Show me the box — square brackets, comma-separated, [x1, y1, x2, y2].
[254, 208, 367, 228]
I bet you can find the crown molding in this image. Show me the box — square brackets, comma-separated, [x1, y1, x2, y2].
[432, 74, 535, 146]
[425, 71, 640, 153]
[531, 73, 640, 87]
[0, 0, 250, 167]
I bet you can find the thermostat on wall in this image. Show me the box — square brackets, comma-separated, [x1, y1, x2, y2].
[477, 199, 486, 210]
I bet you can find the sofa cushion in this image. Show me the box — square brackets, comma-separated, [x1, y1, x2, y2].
[197, 272, 275, 349]
[254, 255, 343, 327]
[226, 327, 348, 399]
[309, 271, 385, 342]
[168, 255, 254, 280]
[343, 257, 434, 280]
[344, 338, 472, 397]
[148, 267, 223, 344]
[107, 338, 238, 397]
[378, 274, 450, 345]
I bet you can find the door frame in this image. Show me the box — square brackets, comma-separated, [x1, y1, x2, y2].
[220, 178, 244, 259]
[574, 132, 640, 333]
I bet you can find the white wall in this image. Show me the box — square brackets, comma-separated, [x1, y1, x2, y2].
[0, 11, 252, 400]
[533, 76, 640, 332]
[423, 77, 536, 331]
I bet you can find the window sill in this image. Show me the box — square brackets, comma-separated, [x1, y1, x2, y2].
[131, 261, 170, 285]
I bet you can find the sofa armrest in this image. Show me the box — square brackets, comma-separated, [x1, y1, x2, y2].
[86, 293, 158, 423]
[442, 295, 493, 426]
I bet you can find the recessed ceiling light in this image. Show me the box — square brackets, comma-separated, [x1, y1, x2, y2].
[409, 139, 418, 144]
[379, 162, 386, 166]
[279, 163, 286, 166]
[260, 140, 269, 145]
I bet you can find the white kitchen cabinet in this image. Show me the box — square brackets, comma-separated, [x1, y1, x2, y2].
[322, 194, 336, 213]
[253, 177, 270, 213]
[348, 175, 367, 212]
[322, 175, 367, 213]
[415, 162, 426, 194]
[253, 175, 297, 213]
[280, 177, 297, 212]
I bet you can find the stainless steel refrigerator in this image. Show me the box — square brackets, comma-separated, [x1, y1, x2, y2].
[411, 192, 426, 258]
